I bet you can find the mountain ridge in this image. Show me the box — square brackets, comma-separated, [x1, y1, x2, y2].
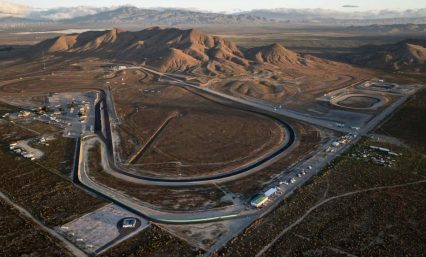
[335, 39, 426, 73]
[28, 27, 319, 74]
[2, 6, 426, 29]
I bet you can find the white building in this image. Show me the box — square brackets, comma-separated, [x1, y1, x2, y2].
[264, 188, 277, 197]
[122, 218, 137, 228]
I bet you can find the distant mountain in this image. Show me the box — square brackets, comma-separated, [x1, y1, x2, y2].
[2, 6, 426, 29]
[27, 6, 112, 20]
[62, 6, 269, 26]
[0, 6, 271, 29]
[346, 24, 426, 33]
[336, 40, 426, 73]
[27, 27, 339, 74]
[240, 8, 426, 25]
[0, 16, 51, 25]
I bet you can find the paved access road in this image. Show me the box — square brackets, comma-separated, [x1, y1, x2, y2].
[134, 66, 354, 133]
[86, 70, 297, 185]
[76, 64, 421, 225]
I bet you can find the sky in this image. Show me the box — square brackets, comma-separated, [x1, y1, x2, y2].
[7, 0, 426, 13]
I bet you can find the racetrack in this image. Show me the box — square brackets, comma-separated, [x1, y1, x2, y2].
[330, 93, 386, 110]
[88, 86, 296, 185]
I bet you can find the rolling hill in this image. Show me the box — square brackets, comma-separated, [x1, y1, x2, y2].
[337, 40, 426, 73]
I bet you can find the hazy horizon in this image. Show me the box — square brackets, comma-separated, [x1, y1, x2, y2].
[3, 0, 426, 14]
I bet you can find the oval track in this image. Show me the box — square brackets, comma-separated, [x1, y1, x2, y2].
[96, 84, 296, 184]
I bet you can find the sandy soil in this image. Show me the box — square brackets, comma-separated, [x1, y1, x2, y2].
[111, 71, 286, 178]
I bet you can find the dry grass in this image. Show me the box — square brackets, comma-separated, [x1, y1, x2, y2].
[34, 135, 77, 176]
[87, 143, 232, 211]
[113, 75, 285, 177]
[377, 89, 426, 153]
[222, 121, 322, 197]
[16, 120, 61, 134]
[216, 139, 426, 257]
[0, 122, 106, 227]
[0, 199, 74, 257]
[99, 225, 202, 257]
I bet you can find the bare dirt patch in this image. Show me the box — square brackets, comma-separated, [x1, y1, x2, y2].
[137, 110, 285, 178]
[112, 74, 286, 178]
[211, 71, 371, 108]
